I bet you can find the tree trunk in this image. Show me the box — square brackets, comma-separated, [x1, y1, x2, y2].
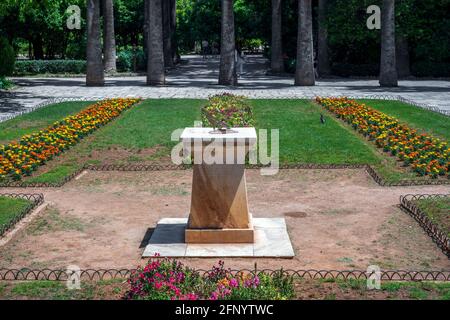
[396, 34, 410, 78]
[143, 0, 149, 60]
[86, 0, 104, 86]
[317, 0, 331, 77]
[32, 37, 44, 60]
[271, 0, 284, 73]
[170, 0, 178, 64]
[219, 0, 237, 86]
[379, 0, 398, 87]
[102, 0, 117, 73]
[295, 0, 315, 86]
[147, 0, 165, 85]
[162, 0, 174, 68]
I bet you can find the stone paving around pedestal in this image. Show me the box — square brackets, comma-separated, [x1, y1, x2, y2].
[142, 218, 295, 258]
[1, 55, 449, 122]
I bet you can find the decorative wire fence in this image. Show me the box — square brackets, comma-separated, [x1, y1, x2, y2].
[1, 163, 448, 189]
[400, 194, 450, 258]
[0, 193, 44, 237]
[0, 268, 449, 282]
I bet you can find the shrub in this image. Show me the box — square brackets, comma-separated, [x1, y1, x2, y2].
[117, 49, 146, 72]
[202, 93, 255, 128]
[14, 60, 86, 75]
[0, 77, 14, 90]
[0, 37, 16, 76]
[126, 258, 294, 300]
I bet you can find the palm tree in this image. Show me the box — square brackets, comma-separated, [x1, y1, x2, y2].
[147, 0, 165, 85]
[143, 0, 149, 58]
[102, 0, 117, 73]
[170, 0, 178, 64]
[295, 0, 315, 86]
[86, 0, 104, 86]
[317, 0, 331, 76]
[271, 0, 284, 73]
[379, 0, 398, 87]
[162, 0, 174, 68]
[219, 0, 237, 86]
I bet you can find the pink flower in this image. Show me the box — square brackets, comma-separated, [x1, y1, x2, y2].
[229, 278, 238, 288]
[210, 291, 219, 300]
[154, 282, 163, 290]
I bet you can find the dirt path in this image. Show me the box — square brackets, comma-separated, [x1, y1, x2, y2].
[0, 169, 449, 271]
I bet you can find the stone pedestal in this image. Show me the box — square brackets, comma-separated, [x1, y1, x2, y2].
[181, 127, 257, 243]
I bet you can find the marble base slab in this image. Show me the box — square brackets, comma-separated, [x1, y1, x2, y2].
[142, 218, 294, 258]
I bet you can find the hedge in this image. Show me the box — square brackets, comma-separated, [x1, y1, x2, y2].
[14, 60, 86, 75]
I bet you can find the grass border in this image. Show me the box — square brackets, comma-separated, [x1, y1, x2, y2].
[0, 193, 44, 236]
[400, 194, 450, 258]
[0, 267, 449, 282]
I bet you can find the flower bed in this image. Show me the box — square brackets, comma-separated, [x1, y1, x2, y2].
[0, 98, 140, 180]
[202, 93, 255, 128]
[126, 258, 294, 300]
[316, 97, 450, 178]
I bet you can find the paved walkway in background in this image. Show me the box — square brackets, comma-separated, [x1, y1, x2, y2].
[1, 55, 449, 121]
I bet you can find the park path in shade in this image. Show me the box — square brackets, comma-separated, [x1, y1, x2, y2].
[1, 55, 450, 121]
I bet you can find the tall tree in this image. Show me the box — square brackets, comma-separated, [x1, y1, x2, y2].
[379, 0, 398, 87]
[170, 0, 178, 64]
[103, 0, 117, 73]
[219, 0, 237, 86]
[317, 0, 331, 76]
[86, 0, 104, 86]
[143, 0, 149, 58]
[147, 0, 165, 85]
[271, 0, 284, 73]
[162, 0, 173, 67]
[295, 0, 315, 86]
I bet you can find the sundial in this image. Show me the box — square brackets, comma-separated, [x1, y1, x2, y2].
[180, 127, 257, 243]
[202, 107, 238, 134]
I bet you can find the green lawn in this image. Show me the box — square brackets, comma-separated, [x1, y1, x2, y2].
[0, 278, 449, 300]
[414, 197, 450, 237]
[358, 100, 450, 141]
[0, 101, 94, 144]
[0, 279, 125, 300]
[0, 98, 448, 184]
[76, 99, 380, 164]
[0, 196, 32, 229]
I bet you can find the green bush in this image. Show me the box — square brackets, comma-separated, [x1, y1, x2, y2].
[411, 62, 450, 78]
[117, 49, 146, 72]
[0, 77, 14, 89]
[14, 60, 86, 75]
[0, 37, 16, 76]
[202, 93, 255, 128]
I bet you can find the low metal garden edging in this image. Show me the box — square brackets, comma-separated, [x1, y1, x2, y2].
[400, 194, 450, 258]
[0, 163, 449, 189]
[0, 193, 44, 237]
[0, 268, 449, 282]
